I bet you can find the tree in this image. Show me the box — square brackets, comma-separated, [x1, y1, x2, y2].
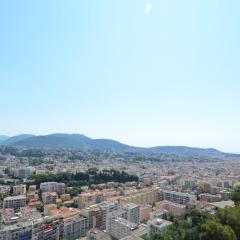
[200, 220, 236, 240]
[87, 167, 98, 175]
[187, 209, 213, 227]
[217, 206, 240, 240]
[231, 186, 240, 205]
[68, 187, 82, 197]
[151, 218, 199, 240]
[152, 232, 174, 240]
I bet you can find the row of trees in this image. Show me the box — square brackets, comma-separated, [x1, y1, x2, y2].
[30, 168, 138, 188]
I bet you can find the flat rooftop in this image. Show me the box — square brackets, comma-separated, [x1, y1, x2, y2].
[4, 195, 26, 200]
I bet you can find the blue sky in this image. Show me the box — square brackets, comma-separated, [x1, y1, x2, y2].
[0, 0, 239, 152]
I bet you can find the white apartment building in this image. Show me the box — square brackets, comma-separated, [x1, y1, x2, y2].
[158, 189, 196, 205]
[123, 203, 140, 225]
[108, 217, 138, 239]
[40, 182, 65, 195]
[147, 218, 172, 237]
[63, 214, 88, 239]
[98, 201, 119, 230]
[3, 195, 27, 211]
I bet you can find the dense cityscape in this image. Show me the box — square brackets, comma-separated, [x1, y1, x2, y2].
[1, 1, 239, 240]
[0, 141, 240, 240]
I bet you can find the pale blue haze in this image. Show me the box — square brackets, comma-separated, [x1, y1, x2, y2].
[0, 0, 239, 152]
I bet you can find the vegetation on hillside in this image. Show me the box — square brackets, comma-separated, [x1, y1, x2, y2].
[231, 185, 240, 206]
[150, 207, 240, 240]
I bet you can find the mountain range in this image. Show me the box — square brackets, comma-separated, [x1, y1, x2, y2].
[0, 133, 234, 157]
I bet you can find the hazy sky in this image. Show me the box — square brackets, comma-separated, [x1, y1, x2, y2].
[0, 0, 239, 152]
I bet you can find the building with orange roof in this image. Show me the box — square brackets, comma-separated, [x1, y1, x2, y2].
[42, 192, 57, 205]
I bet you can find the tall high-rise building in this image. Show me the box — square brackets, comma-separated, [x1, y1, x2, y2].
[123, 203, 140, 225]
[81, 206, 102, 230]
[63, 214, 88, 239]
[98, 201, 119, 230]
[81, 201, 119, 231]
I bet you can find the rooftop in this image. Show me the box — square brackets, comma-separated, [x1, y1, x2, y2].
[210, 200, 235, 209]
[4, 195, 26, 200]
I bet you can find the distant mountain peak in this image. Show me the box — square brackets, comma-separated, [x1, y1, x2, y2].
[1, 134, 35, 145]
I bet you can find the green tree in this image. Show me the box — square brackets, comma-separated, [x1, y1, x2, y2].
[151, 218, 200, 240]
[217, 206, 240, 240]
[152, 232, 174, 240]
[68, 187, 82, 197]
[87, 167, 99, 175]
[200, 220, 236, 240]
[231, 186, 240, 205]
[188, 209, 212, 226]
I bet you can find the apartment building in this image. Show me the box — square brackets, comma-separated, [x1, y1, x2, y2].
[119, 189, 158, 207]
[107, 217, 138, 240]
[87, 228, 112, 240]
[74, 192, 106, 209]
[0, 186, 10, 199]
[0, 208, 42, 240]
[28, 185, 37, 191]
[12, 184, 26, 196]
[60, 194, 71, 201]
[40, 182, 65, 195]
[14, 167, 35, 179]
[57, 183, 66, 195]
[140, 205, 152, 223]
[155, 201, 186, 217]
[98, 201, 119, 230]
[0, 221, 33, 240]
[158, 189, 196, 205]
[42, 192, 57, 205]
[63, 214, 88, 240]
[0, 207, 88, 240]
[81, 201, 119, 231]
[184, 180, 197, 190]
[32, 216, 64, 240]
[217, 180, 232, 188]
[199, 193, 221, 202]
[147, 218, 172, 237]
[220, 190, 231, 201]
[123, 203, 140, 225]
[81, 205, 102, 229]
[3, 195, 27, 211]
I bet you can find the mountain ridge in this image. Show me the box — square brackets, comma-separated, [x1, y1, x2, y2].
[2, 134, 35, 145]
[0, 133, 234, 157]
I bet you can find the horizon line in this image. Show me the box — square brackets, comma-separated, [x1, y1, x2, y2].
[1, 132, 239, 154]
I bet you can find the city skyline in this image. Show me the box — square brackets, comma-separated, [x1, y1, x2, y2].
[1, 0, 240, 152]
[1, 2, 240, 239]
